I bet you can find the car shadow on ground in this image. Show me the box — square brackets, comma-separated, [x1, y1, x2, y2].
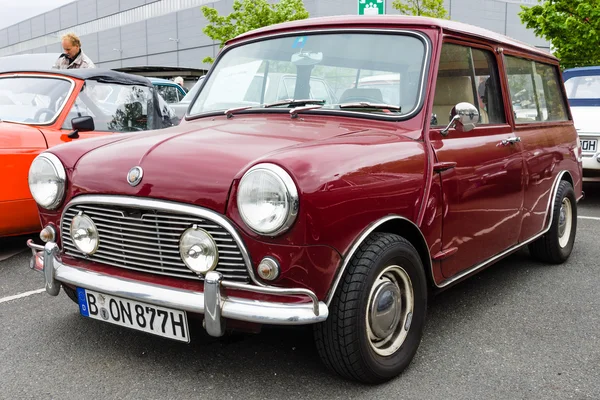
[36, 245, 562, 390]
[0, 234, 35, 262]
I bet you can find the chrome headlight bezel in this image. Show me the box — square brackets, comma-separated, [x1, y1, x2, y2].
[28, 153, 66, 210]
[237, 163, 299, 237]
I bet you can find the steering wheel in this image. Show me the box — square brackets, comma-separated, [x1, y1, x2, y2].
[34, 108, 56, 122]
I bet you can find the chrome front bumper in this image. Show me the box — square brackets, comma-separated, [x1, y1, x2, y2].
[27, 240, 328, 337]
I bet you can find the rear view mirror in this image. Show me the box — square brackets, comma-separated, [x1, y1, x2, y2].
[71, 116, 95, 132]
[441, 102, 479, 136]
[66, 116, 95, 139]
[291, 51, 323, 66]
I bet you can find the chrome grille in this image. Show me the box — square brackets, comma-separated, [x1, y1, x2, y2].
[61, 203, 250, 283]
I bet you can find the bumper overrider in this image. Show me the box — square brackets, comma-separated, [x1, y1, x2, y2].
[27, 240, 328, 337]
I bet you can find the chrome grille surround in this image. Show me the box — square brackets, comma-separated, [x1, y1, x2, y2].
[60, 195, 259, 285]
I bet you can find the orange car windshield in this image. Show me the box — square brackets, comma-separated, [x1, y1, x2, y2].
[0, 76, 72, 124]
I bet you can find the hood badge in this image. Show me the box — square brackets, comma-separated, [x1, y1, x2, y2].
[127, 166, 143, 187]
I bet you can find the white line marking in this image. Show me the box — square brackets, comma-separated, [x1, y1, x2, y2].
[0, 288, 45, 304]
[578, 216, 600, 221]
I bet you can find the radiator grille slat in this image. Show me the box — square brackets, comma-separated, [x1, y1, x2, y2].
[61, 203, 250, 283]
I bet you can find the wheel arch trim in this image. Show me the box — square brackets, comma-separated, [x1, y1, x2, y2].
[325, 215, 432, 306]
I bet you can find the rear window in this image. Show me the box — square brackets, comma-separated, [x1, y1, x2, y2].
[505, 56, 568, 124]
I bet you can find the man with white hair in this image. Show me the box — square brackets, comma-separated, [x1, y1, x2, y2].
[53, 32, 95, 69]
[173, 76, 187, 92]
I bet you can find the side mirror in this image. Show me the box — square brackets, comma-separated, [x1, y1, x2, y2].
[67, 116, 95, 139]
[71, 116, 95, 132]
[441, 102, 479, 136]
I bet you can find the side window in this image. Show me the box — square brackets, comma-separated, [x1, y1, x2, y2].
[431, 43, 505, 126]
[157, 85, 179, 103]
[505, 56, 568, 123]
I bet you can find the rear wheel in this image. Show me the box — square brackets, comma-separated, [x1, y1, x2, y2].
[528, 180, 577, 263]
[314, 233, 427, 383]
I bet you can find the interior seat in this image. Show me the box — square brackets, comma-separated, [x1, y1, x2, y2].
[432, 76, 488, 125]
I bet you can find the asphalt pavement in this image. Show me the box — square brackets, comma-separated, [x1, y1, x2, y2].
[1, 183, 599, 399]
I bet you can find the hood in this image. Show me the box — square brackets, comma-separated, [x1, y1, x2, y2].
[69, 115, 370, 213]
[570, 107, 599, 133]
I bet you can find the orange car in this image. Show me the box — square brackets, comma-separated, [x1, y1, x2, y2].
[1, 68, 178, 237]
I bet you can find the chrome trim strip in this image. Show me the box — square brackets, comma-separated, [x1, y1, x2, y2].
[325, 215, 432, 306]
[0, 74, 76, 126]
[436, 170, 569, 288]
[189, 29, 431, 121]
[26, 241, 328, 333]
[222, 280, 320, 316]
[60, 195, 265, 287]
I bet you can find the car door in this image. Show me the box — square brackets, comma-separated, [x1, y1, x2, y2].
[429, 42, 525, 279]
[0, 124, 48, 235]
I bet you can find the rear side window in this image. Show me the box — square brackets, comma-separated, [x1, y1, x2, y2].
[505, 56, 568, 123]
[431, 43, 505, 126]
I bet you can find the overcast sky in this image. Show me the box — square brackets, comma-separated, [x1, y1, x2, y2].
[0, 0, 74, 30]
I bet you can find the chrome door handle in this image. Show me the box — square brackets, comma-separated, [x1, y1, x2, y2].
[498, 136, 521, 146]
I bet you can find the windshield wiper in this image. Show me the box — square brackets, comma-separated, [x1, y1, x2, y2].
[264, 99, 326, 108]
[224, 106, 253, 119]
[339, 102, 401, 112]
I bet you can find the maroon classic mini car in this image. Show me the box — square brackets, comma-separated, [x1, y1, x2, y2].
[27, 16, 582, 383]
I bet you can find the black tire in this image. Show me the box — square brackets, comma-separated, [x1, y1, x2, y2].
[62, 283, 79, 304]
[528, 180, 577, 264]
[314, 233, 428, 383]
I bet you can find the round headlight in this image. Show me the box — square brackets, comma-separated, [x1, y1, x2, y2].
[70, 213, 99, 255]
[237, 164, 299, 236]
[179, 226, 218, 274]
[28, 153, 66, 210]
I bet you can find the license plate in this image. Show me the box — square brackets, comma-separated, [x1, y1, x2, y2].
[76, 288, 190, 342]
[580, 139, 598, 153]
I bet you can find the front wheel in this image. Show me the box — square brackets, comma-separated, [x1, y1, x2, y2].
[314, 233, 428, 383]
[528, 180, 577, 264]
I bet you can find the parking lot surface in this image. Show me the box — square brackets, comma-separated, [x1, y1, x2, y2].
[1, 184, 599, 399]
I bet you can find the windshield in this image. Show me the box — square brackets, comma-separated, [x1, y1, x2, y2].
[62, 80, 158, 132]
[190, 32, 427, 118]
[0, 76, 72, 124]
[564, 75, 600, 99]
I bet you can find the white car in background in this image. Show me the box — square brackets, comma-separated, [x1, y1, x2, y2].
[564, 67, 600, 181]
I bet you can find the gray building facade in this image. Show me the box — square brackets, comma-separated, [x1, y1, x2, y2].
[0, 0, 548, 70]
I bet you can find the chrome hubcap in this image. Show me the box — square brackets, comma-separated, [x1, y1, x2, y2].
[366, 265, 414, 356]
[558, 197, 572, 248]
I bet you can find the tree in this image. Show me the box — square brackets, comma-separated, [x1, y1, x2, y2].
[201, 0, 309, 63]
[392, 0, 448, 19]
[520, 0, 600, 69]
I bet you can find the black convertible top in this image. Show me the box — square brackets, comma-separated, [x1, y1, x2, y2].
[0, 68, 153, 87]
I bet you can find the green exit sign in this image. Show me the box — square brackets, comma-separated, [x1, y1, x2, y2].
[358, 0, 385, 15]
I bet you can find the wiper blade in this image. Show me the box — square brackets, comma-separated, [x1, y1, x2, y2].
[224, 106, 253, 118]
[338, 102, 401, 111]
[264, 99, 326, 108]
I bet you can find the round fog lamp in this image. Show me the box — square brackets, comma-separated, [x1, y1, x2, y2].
[257, 257, 280, 281]
[70, 213, 99, 255]
[179, 226, 218, 274]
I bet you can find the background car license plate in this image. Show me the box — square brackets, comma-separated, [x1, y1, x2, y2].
[580, 139, 598, 153]
[76, 288, 190, 342]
